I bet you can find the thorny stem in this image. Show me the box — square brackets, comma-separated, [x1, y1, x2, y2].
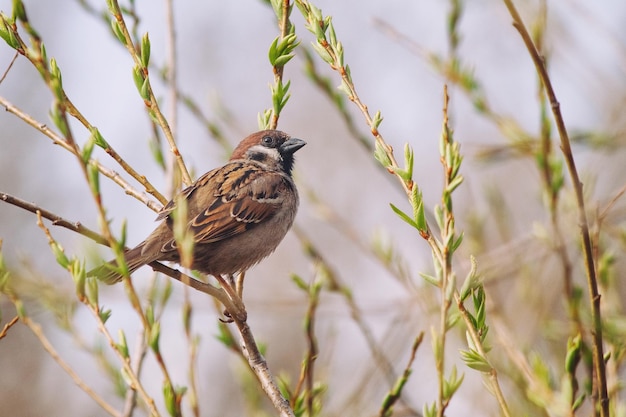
[502, 1, 609, 415]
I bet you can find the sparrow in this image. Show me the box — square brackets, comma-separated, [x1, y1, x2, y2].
[90, 130, 306, 284]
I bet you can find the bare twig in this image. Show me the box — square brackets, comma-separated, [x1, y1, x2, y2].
[234, 317, 296, 417]
[0, 315, 19, 340]
[18, 314, 122, 417]
[501, 2, 609, 415]
[0, 51, 19, 85]
[163, 0, 180, 195]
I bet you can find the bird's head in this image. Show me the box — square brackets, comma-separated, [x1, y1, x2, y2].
[230, 130, 306, 175]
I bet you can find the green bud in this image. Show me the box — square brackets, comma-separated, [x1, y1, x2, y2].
[403, 143, 414, 178]
[268, 36, 280, 65]
[312, 41, 333, 65]
[410, 186, 426, 232]
[257, 109, 272, 130]
[149, 321, 160, 352]
[74, 261, 86, 301]
[140, 32, 150, 67]
[0, 15, 20, 49]
[132, 65, 144, 93]
[418, 272, 440, 287]
[291, 274, 308, 291]
[460, 255, 479, 302]
[87, 161, 100, 196]
[565, 334, 581, 374]
[460, 348, 491, 373]
[335, 41, 344, 68]
[105, 0, 115, 14]
[146, 304, 154, 326]
[90, 126, 108, 148]
[117, 329, 129, 359]
[442, 366, 464, 400]
[81, 134, 95, 165]
[12, 0, 27, 22]
[39, 42, 48, 64]
[423, 402, 437, 417]
[49, 58, 63, 96]
[373, 141, 391, 168]
[371, 110, 384, 130]
[446, 175, 464, 194]
[86, 277, 99, 306]
[272, 53, 295, 68]
[163, 381, 176, 416]
[110, 19, 125, 44]
[99, 308, 111, 323]
[51, 241, 70, 269]
[328, 21, 337, 46]
[140, 76, 150, 100]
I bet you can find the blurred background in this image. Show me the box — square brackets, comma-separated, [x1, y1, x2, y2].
[1, 0, 625, 416]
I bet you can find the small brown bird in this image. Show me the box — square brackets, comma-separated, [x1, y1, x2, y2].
[91, 130, 306, 284]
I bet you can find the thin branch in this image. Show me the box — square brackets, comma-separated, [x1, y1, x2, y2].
[234, 317, 296, 417]
[108, 0, 192, 187]
[0, 51, 19, 85]
[122, 332, 148, 417]
[0, 191, 232, 305]
[0, 96, 163, 212]
[1, 191, 108, 245]
[501, 2, 609, 416]
[86, 304, 161, 417]
[19, 314, 121, 417]
[0, 315, 19, 340]
[0, 190, 292, 415]
[163, 0, 180, 196]
[454, 292, 512, 417]
[378, 332, 424, 417]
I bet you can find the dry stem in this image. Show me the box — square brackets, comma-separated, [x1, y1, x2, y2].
[502, 1, 609, 415]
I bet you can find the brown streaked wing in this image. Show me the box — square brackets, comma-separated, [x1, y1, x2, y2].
[189, 167, 287, 244]
[155, 168, 221, 222]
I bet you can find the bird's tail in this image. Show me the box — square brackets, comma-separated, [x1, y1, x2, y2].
[88, 244, 150, 285]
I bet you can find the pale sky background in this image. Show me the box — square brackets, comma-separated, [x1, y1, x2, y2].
[0, 1, 625, 416]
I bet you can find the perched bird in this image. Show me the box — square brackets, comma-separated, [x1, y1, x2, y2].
[91, 130, 306, 284]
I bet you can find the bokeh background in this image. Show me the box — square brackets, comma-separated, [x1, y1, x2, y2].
[1, 0, 625, 416]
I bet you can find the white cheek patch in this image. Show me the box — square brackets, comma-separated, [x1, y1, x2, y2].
[246, 146, 283, 166]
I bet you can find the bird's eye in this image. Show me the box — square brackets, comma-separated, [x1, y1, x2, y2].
[262, 135, 275, 147]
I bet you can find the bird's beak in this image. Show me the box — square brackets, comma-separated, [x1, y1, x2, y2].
[280, 138, 307, 155]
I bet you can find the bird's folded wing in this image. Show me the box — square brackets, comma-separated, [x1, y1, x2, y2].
[156, 164, 289, 248]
